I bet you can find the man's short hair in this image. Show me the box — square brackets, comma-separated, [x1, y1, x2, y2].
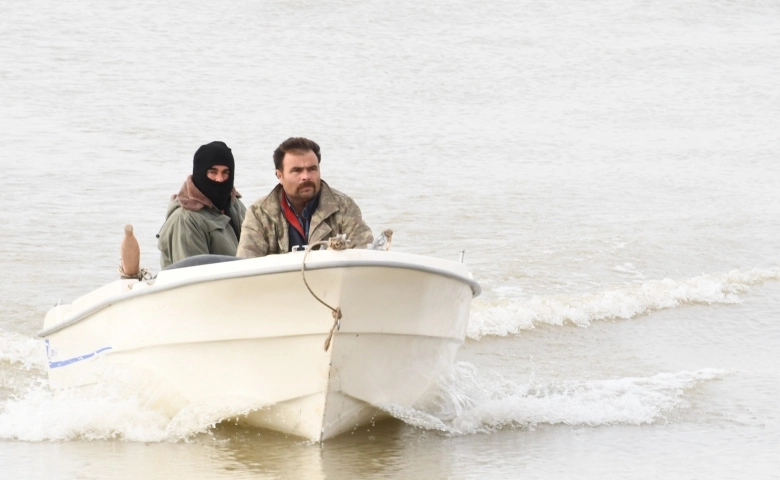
[273, 137, 321, 170]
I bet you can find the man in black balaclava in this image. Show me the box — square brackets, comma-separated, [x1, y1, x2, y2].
[192, 141, 235, 213]
[157, 141, 247, 269]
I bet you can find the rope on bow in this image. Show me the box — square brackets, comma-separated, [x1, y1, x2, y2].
[301, 235, 349, 351]
[118, 265, 153, 281]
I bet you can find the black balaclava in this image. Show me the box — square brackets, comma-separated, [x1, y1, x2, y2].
[192, 141, 235, 212]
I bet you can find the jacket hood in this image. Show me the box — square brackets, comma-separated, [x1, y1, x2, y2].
[166, 176, 241, 218]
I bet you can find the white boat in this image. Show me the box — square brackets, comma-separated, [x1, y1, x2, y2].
[38, 248, 480, 441]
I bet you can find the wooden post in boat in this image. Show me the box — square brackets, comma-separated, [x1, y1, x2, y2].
[120, 224, 140, 278]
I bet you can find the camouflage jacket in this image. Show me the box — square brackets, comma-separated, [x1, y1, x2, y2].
[157, 176, 246, 268]
[236, 181, 373, 258]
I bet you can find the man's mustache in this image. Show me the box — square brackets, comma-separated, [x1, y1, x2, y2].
[297, 181, 316, 192]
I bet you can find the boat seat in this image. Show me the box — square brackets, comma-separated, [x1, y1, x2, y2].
[164, 254, 245, 271]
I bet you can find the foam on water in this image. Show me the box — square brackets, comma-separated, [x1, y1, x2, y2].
[1, 351, 728, 442]
[381, 362, 730, 436]
[468, 268, 780, 339]
[0, 331, 47, 372]
[0, 343, 269, 442]
[0, 385, 269, 443]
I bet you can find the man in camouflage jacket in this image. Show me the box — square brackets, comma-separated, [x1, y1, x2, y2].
[236, 137, 372, 258]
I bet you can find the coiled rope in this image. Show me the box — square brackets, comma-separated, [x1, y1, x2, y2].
[118, 266, 153, 281]
[301, 235, 349, 351]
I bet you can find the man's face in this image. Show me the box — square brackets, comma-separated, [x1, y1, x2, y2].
[276, 150, 321, 204]
[207, 165, 230, 183]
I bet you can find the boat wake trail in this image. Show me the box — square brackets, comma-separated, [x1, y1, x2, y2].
[380, 362, 730, 436]
[468, 268, 780, 339]
[0, 334, 268, 442]
[0, 383, 268, 442]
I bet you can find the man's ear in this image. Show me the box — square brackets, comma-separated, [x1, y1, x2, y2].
[275, 170, 282, 181]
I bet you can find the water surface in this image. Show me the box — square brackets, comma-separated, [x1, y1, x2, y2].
[1, 0, 779, 478]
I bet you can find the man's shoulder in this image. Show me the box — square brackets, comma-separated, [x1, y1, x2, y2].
[321, 181, 360, 207]
[165, 200, 216, 227]
[249, 186, 282, 213]
[158, 205, 203, 245]
[164, 196, 181, 216]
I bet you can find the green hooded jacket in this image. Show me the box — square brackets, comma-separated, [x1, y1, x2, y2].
[158, 176, 247, 268]
[236, 181, 373, 258]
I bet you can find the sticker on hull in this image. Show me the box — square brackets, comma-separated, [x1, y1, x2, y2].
[45, 339, 113, 369]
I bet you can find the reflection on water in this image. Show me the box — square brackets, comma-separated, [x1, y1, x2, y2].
[5, 412, 777, 479]
[0, 421, 436, 479]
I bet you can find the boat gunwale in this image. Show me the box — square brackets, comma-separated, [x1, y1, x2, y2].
[38, 257, 481, 338]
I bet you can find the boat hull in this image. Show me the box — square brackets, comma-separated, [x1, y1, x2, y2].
[40, 250, 478, 441]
